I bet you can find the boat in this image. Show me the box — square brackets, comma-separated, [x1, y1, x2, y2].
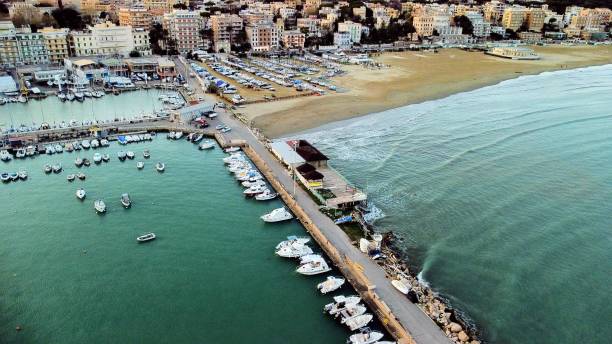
[0, 173, 10, 182]
[275, 236, 311, 250]
[224, 146, 240, 153]
[120, 193, 131, 208]
[65, 143, 74, 152]
[275, 242, 313, 258]
[143, 150, 151, 159]
[317, 276, 346, 294]
[43, 164, 52, 174]
[81, 140, 91, 149]
[58, 93, 66, 101]
[66, 93, 75, 101]
[8, 172, 18, 181]
[193, 133, 204, 143]
[18, 170, 27, 180]
[76, 188, 86, 200]
[243, 184, 267, 196]
[187, 133, 195, 141]
[0, 150, 12, 161]
[136, 161, 144, 169]
[72, 141, 81, 150]
[241, 179, 266, 188]
[261, 207, 293, 222]
[338, 303, 368, 321]
[391, 279, 410, 295]
[94, 200, 106, 213]
[25, 145, 35, 156]
[117, 151, 127, 161]
[83, 158, 91, 167]
[67, 174, 76, 182]
[255, 189, 277, 201]
[90, 139, 100, 148]
[324, 295, 362, 315]
[126, 151, 135, 159]
[15, 148, 26, 159]
[166, 131, 176, 140]
[137, 233, 156, 242]
[199, 141, 215, 150]
[117, 136, 128, 145]
[344, 314, 373, 331]
[174, 132, 184, 140]
[296, 256, 331, 275]
[77, 172, 86, 180]
[54, 145, 63, 154]
[52, 164, 62, 173]
[347, 329, 384, 344]
[156, 162, 165, 172]
[102, 154, 110, 162]
[100, 139, 110, 147]
[45, 145, 55, 155]
[93, 153, 102, 164]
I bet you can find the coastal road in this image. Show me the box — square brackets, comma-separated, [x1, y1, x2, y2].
[176, 57, 451, 344]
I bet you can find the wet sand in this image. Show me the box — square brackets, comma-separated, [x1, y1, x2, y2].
[242, 45, 612, 138]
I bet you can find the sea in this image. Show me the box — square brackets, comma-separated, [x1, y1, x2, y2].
[0, 133, 358, 339]
[297, 64, 612, 343]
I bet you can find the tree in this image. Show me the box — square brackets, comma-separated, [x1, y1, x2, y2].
[129, 50, 141, 58]
[51, 7, 85, 30]
[206, 83, 219, 94]
[454, 15, 473, 36]
[149, 23, 167, 55]
[173, 3, 188, 10]
[0, 2, 9, 16]
[40, 12, 56, 27]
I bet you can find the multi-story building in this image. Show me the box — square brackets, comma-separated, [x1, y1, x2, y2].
[296, 16, 321, 37]
[210, 14, 243, 52]
[337, 21, 362, 43]
[483, 0, 506, 24]
[246, 22, 279, 52]
[563, 6, 583, 26]
[70, 22, 144, 57]
[333, 31, 351, 48]
[413, 14, 435, 37]
[132, 28, 152, 56]
[571, 8, 612, 30]
[163, 10, 204, 54]
[0, 21, 19, 66]
[119, 6, 153, 29]
[526, 8, 546, 32]
[40, 27, 69, 64]
[502, 6, 527, 31]
[282, 30, 305, 49]
[16, 28, 49, 65]
[464, 12, 491, 38]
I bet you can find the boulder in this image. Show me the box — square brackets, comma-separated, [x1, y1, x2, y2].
[458, 331, 469, 342]
[449, 322, 462, 333]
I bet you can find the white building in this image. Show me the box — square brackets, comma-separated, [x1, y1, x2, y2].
[70, 22, 148, 57]
[465, 12, 491, 38]
[163, 10, 204, 54]
[333, 31, 351, 48]
[246, 22, 280, 53]
[337, 21, 362, 43]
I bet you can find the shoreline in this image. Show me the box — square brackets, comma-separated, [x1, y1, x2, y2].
[243, 45, 612, 138]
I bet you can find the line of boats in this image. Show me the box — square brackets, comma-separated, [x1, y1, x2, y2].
[57, 89, 105, 102]
[0, 170, 27, 183]
[117, 133, 153, 145]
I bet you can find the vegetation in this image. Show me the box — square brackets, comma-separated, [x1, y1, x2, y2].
[129, 50, 141, 58]
[454, 15, 474, 36]
[362, 20, 416, 44]
[206, 83, 220, 94]
[51, 7, 85, 30]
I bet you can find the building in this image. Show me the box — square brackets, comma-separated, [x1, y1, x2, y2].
[246, 22, 280, 53]
[296, 16, 321, 37]
[518, 31, 543, 43]
[502, 6, 527, 31]
[163, 10, 204, 54]
[526, 8, 546, 32]
[413, 14, 435, 37]
[40, 27, 69, 65]
[16, 27, 49, 65]
[483, 1, 506, 24]
[464, 12, 491, 38]
[118, 6, 153, 29]
[156, 58, 176, 78]
[70, 22, 144, 57]
[132, 28, 152, 56]
[333, 31, 351, 48]
[210, 14, 244, 52]
[337, 21, 362, 44]
[0, 21, 20, 66]
[282, 30, 305, 49]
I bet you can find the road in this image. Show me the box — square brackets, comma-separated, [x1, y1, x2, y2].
[175, 57, 451, 344]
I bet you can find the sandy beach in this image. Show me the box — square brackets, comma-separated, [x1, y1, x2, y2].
[242, 45, 612, 138]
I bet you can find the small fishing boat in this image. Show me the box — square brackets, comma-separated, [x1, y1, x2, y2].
[83, 158, 91, 167]
[15, 148, 26, 159]
[0, 173, 10, 183]
[117, 151, 127, 161]
[18, 170, 27, 180]
[243, 184, 267, 196]
[93, 153, 102, 164]
[67, 174, 76, 182]
[8, 172, 18, 181]
[72, 141, 81, 150]
[136, 161, 144, 169]
[76, 188, 86, 200]
[224, 146, 240, 153]
[65, 143, 74, 152]
[193, 133, 204, 143]
[261, 207, 293, 222]
[324, 295, 362, 315]
[94, 199, 106, 213]
[52, 164, 62, 173]
[275, 236, 311, 250]
[102, 154, 110, 162]
[77, 172, 86, 180]
[81, 140, 91, 149]
[120, 193, 131, 208]
[126, 151, 135, 159]
[156, 162, 165, 172]
[43, 164, 52, 174]
[174, 132, 184, 140]
[317, 276, 346, 294]
[166, 132, 176, 140]
[143, 150, 151, 159]
[347, 328, 384, 344]
[344, 314, 374, 331]
[54, 144, 63, 153]
[199, 141, 215, 150]
[255, 189, 277, 201]
[296, 256, 331, 275]
[0, 150, 12, 161]
[25, 145, 35, 156]
[100, 139, 110, 147]
[90, 139, 100, 148]
[137, 233, 156, 243]
[275, 242, 313, 258]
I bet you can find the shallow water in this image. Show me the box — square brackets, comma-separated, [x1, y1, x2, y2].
[299, 65, 612, 343]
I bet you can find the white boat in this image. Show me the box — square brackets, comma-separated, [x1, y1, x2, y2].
[317, 276, 346, 294]
[120, 193, 131, 208]
[77, 172, 86, 180]
[275, 242, 313, 258]
[91, 139, 100, 148]
[25, 145, 35, 156]
[344, 314, 373, 331]
[137, 233, 156, 242]
[156, 162, 165, 172]
[255, 189, 277, 201]
[224, 146, 240, 153]
[45, 146, 55, 155]
[54, 144, 63, 153]
[43, 164, 52, 174]
[241, 179, 266, 188]
[94, 199, 106, 213]
[143, 150, 151, 159]
[391, 279, 410, 295]
[15, 148, 26, 159]
[243, 184, 267, 196]
[136, 161, 144, 169]
[76, 188, 86, 200]
[75, 158, 83, 167]
[297, 257, 331, 275]
[81, 140, 91, 149]
[66, 93, 75, 101]
[275, 236, 311, 250]
[324, 295, 362, 315]
[57, 93, 66, 101]
[67, 174, 76, 182]
[359, 238, 370, 253]
[0, 150, 12, 161]
[93, 153, 102, 164]
[167, 131, 176, 140]
[52, 164, 62, 173]
[102, 154, 110, 162]
[65, 143, 74, 152]
[100, 139, 110, 147]
[347, 329, 384, 344]
[261, 207, 293, 223]
[126, 151, 135, 159]
[0, 172, 10, 182]
[193, 133, 204, 143]
[199, 141, 215, 150]
[18, 170, 27, 180]
[339, 304, 368, 322]
[72, 141, 81, 150]
[117, 151, 127, 161]
[174, 132, 183, 140]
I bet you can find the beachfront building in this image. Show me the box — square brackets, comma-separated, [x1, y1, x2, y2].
[40, 27, 70, 65]
[413, 14, 435, 37]
[16, 27, 49, 65]
[297, 16, 321, 37]
[246, 22, 280, 53]
[526, 8, 546, 32]
[483, 1, 506, 24]
[570, 8, 612, 30]
[118, 6, 153, 29]
[282, 30, 305, 49]
[502, 6, 527, 32]
[563, 6, 583, 26]
[70, 22, 148, 57]
[210, 14, 244, 52]
[0, 21, 20, 66]
[163, 10, 204, 54]
[132, 28, 152, 56]
[333, 31, 351, 48]
[337, 21, 362, 44]
[464, 12, 491, 38]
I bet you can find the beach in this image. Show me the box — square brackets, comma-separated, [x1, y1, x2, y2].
[243, 45, 612, 138]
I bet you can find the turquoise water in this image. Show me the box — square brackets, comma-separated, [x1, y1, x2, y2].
[0, 139, 351, 343]
[299, 65, 612, 343]
[0, 89, 175, 129]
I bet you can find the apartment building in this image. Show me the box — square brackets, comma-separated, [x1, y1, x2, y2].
[483, 1, 506, 23]
[40, 27, 69, 64]
[337, 21, 362, 44]
[0, 21, 20, 66]
[163, 10, 204, 54]
[70, 22, 146, 57]
[464, 12, 491, 38]
[502, 6, 527, 31]
[526, 8, 546, 32]
[210, 14, 244, 52]
[246, 22, 279, 52]
[119, 6, 153, 29]
[297, 16, 321, 37]
[282, 30, 305, 49]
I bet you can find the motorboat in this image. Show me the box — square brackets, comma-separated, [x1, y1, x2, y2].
[339, 304, 368, 322]
[25, 145, 35, 156]
[344, 314, 373, 331]
[199, 141, 215, 150]
[8, 172, 18, 181]
[317, 276, 346, 294]
[255, 189, 277, 201]
[58, 93, 66, 101]
[156, 162, 165, 172]
[275, 242, 313, 258]
[67, 174, 76, 182]
[136, 161, 144, 169]
[324, 295, 362, 315]
[45, 146, 55, 155]
[43, 164, 52, 174]
[137, 233, 156, 242]
[143, 150, 151, 159]
[275, 236, 311, 250]
[391, 278, 410, 295]
[174, 132, 184, 140]
[0, 173, 10, 183]
[93, 153, 102, 164]
[65, 143, 74, 152]
[76, 188, 86, 200]
[187, 133, 195, 141]
[83, 158, 91, 167]
[261, 207, 293, 223]
[18, 170, 27, 180]
[117, 151, 127, 161]
[81, 140, 91, 149]
[100, 139, 110, 147]
[166, 131, 176, 140]
[91, 139, 100, 148]
[0, 150, 12, 161]
[94, 199, 106, 213]
[117, 136, 128, 145]
[120, 193, 131, 208]
[241, 179, 266, 188]
[52, 164, 62, 173]
[243, 184, 267, 196]
[347, 329, 384, 344]
[143, 134, 152, 141]
[15, 148, 26, 159]
[126, 151, 135, 159]
[296, 256, 331, 275]
[224, 146, 240, 153]
[102, 154, 110, 162]
[192, 134, 204, 143]
[223, 153, 244, 164]
[54, 144, 63, 153]
[72, 141, 81, 150]
[76, 172, 86, 180]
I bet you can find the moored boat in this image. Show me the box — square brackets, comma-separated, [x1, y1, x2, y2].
[317, 276, 346, 294]
[93, 153, 102, 164]
[76, 188, 86, 200]
[255, 189, 277, 201]
[0, 172, 10, 183]
[199, 141, 215, 150]
[83, 158, 91, 167]
[67, 174, 76, 182]
[94, 199, 106, 213]
[137, 233, 156, 242]
[296, 256, 331, 275]
[81, 140, 91, 149]
[126, 151, 135, 159]
[261, 207, 293, 222]
[136, 161, 144, 169]
[156, 162, 165, 172]
[52, 164, 62, 173]
[43, 164, 52, 174]
[18, 170, 27, 180]
[77, 172, 86, 180]
[120, 193, 131, 208]
[102, 154, 110, 162]
[117, 151, 127, 161]
[347, 329, 384, 344]
[143, 150, 150, 159]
